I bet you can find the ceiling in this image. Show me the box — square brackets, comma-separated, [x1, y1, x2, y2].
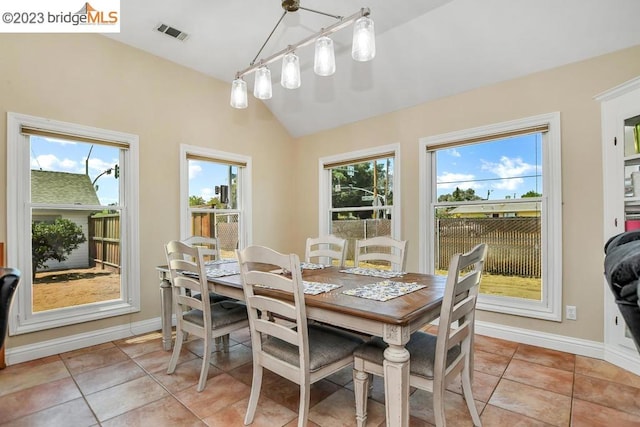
[106, 0, 640, 137]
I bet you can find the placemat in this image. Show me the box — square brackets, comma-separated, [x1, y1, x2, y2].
[302, 281, 341, 295]
[339, 267, 405, 279]
[204, 259, 236, 266]
[342, 280, 425, 302]
[182, 266, 238, 281]
[300, 262, 326, 270]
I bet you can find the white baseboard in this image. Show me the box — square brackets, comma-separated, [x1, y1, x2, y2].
[475, 320, 605, 359]
[5, 317, 163, 366]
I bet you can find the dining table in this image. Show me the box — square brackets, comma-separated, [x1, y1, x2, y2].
[156, 261, 447, 427]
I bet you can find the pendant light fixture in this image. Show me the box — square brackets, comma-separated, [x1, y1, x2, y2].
[230, 1, 375, 109]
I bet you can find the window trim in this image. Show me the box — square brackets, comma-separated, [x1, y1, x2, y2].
[7, 112, 140, 334]
[179, 144, 252, 249]
[318, 143, 401, 239]
[419, 112, 562, 321]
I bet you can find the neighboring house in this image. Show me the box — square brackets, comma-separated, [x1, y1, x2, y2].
[448, 201, 541, 218]
[31, 170, 100, 271]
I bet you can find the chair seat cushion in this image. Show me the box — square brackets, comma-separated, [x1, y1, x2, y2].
[183, 300, 248, 328]
[193, 292, 232, 303]
[263, 324, 364, 372]
[353, 331, 461, 379]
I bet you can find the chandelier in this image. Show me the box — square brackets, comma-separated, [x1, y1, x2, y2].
[230, 0, 375, 109]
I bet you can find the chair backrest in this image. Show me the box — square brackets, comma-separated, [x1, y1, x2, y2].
[237, 246, 310, 378]
[182, 236, 220, 261]
[434, 243, 487, 391]
[0, 268, 21, 349]
[305, 235, 347, 267]
[354, 236, 407, 271]
[165, 241, 211, 335]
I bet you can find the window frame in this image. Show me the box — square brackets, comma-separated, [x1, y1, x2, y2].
[6, 112, 140, 334]
[179, 144, 252, 250]
[318, 143, 401, 239]
[419, 112, 562, 321]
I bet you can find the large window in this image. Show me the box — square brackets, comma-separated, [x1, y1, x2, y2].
[7, 113, 139, 334]
[180, 145, 251, 258]
[319, 144, 400, 267]
[420, 113, 562, 320]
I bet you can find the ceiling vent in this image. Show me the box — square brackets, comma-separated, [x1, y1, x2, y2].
[155, 23, 188, 41]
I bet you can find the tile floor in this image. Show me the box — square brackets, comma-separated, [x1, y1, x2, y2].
[2, 328, 640, 426]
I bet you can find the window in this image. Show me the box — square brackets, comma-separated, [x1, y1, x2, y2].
[7, 113, 139, 334]
[419, 113, 562, 320]
[319, 144, 400, 267]
[180, 145, 251, 258]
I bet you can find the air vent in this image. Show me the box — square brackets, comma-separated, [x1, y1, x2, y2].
[155, 23, 188, 41]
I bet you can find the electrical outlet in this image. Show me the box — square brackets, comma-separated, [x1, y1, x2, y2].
[566, 305, 577, 320]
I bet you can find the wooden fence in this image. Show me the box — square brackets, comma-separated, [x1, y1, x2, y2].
[88, 214, 120, 272]
[191, 212, 239, 251]
[437, 217, 541, 277]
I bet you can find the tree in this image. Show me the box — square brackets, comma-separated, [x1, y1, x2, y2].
[32, 219, 87, 279]
[521, 190, 542, 198]
[189, 195, 206, 206]
[438, 187, 483, 202]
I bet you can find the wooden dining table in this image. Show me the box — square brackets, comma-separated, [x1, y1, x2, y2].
[157, 262, 447, 427]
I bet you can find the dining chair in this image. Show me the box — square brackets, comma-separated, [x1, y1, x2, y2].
[305, 234, 347, 267]
[352, 243, 488, 427]
[165, 240, 249, 392]
[182, 235, 220, 261]
[354, 236, 407, 271]
[237, 245, 364, 427]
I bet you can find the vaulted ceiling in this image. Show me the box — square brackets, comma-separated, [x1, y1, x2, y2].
[106, 0, 640, 137]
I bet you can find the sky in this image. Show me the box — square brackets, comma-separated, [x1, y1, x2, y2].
[435, 133, 542, 201]
[29, 136, 234, 206]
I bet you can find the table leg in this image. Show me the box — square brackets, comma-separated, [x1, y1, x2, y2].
[383, 341, 410, 426]
[160, 277, 173, 351]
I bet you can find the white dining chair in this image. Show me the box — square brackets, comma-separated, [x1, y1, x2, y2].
[237, 245, 364, 427]
[165, 240, 249, 392]
[305, 234, 347, 267]
[182, 235, 220, 261]
[352, 243, 488, 427]
[354, 236, 407, 271]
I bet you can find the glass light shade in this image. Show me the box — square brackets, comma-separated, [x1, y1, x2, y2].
[253, 66, 272, 100]
[281, 52, 301, 89]
[351, 16, 376, 62]
[314, 36, 336, 76]
[230, 78, 248, 109]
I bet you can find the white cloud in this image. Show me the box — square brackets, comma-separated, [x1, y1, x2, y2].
[42, 137, 77, 146]
[200, 187, 214, 200]
[449, 148, 461, 158]
[481, 156, 537, 191]
[437, 172, 483, 190]
[86, 157, 115, 174]
[189, 163, 202, 180]
[31, 154, 77, 172]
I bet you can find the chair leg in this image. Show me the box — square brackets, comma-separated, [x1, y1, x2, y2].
[433, 382, 446, 427]
[244, 363, 263, 425]
[461, 368, 482, 426]
[167, 329, 183, 374]
[353, 366, 370, 427]
[197, 335, 212, 392]
[297, 382, 311, 427]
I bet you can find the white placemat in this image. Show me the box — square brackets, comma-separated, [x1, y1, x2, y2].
[342, 280, 425, 302]
[302, 281, 341, 295]
[339, 267, 405, 279]
[300, 262, 326, 270]
[204, 259, 236, 266]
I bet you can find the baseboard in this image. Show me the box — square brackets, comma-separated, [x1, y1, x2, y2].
[474, 320, 605, 359]
[603, 345, 640, 376]
[5, 317, 163, 366]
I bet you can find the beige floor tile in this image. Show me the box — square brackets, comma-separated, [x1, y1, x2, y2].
[409, 388, 484, 426]
[0, 398, 97, 427]
[73, 359, 147, 395]
[85, 375, 169, 422]
[489, 379, 571, 426]
[474, 334, 519, 358]
[114, 331, 166, 358]
[62, 345, 130, 375]
[202, 395, 296, 427]
[208, 343, 254, 371]
[474, 349, 511, 377]
[101, 395, 206, 427]
[446, 370, 501, 402]
[502, 358, 574, 396]
[575, 355, 640, 389]
[134, 346, 197, 373]
[571, 398, 640, 426]
[175, 373, 251, 419]
[60, 342, 115, 359]
[226, 361, 283, 388]
[309, 388, 386, 427]
[574, 373, 640, 417]
[152, 357, 224, 393]
[480, 404, 554, 426]
[0, 377, 81, 424]
[0, 359, 70, 397]
[512, 344, 575, 372]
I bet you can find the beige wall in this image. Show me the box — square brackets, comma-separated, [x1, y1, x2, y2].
[2, 33, 640, 351]
[292, 45, 640, 342]
[0, 34, 294, 348]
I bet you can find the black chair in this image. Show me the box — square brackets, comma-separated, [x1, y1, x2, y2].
[1, 268, 21, 350]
